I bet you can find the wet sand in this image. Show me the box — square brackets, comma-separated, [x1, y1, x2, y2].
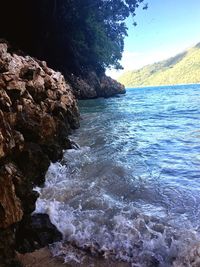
[17, 247, 130, 267]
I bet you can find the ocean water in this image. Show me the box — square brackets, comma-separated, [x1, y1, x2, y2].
[36, 84, 200, 266]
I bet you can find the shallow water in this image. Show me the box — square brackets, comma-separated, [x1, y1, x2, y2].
[36, 84, 200, 266]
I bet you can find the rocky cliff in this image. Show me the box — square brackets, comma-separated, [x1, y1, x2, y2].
[67, 71, 126, 99]
[0, 41, 79, 266]
[0, 41, 125, 266]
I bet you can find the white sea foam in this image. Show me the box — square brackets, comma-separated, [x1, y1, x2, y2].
[35, 146, 200, 266]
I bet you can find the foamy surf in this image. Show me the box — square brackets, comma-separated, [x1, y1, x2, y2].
[35, 147, 200, 266]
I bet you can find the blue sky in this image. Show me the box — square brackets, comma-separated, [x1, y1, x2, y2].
[107, 0, 200, 78]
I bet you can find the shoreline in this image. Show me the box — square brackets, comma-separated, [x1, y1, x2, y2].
[17, 247, 130, 267]
[124, 82, 200, 89]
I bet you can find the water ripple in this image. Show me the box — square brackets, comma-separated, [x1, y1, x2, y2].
[36, 84, 200, 266]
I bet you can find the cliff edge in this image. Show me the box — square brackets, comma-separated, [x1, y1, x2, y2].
[0, 41, 79, 266]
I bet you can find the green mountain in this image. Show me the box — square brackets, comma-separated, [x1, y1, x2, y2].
[118, 43, 200, 87]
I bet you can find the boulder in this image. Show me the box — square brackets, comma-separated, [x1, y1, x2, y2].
[66, 71, 125, 99]
[100, 75, 126, 97]
[15, 214, 62, 253]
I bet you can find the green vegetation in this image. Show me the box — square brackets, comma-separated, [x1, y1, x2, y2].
[0, 0, 146, 76]
[118, 43, 200, 87]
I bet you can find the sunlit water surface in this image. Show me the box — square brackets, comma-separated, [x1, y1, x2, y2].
[36, 85, 200, 266]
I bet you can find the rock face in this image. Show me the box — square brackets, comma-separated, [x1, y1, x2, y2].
[67, 71, 126, 99]
[99, 75, 126, 98]
[0, 41, 79, 266]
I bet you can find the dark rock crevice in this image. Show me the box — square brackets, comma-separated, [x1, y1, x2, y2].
[15, 214, 63, 254]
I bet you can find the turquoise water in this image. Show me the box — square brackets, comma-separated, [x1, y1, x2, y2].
[36, 84, 200, 266]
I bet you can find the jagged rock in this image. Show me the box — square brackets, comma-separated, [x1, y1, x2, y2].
[15, 214, 62, 253]
[0, 109, 16, 158]
[67, 71, 125, 99]
[100, 75, 126, 97]
[0, 41, 79, 266]
[69, 74, 97, 99]
[0, 163, 23, 228]
[0, 89, 12, 111]
[7, 80, 26, 94]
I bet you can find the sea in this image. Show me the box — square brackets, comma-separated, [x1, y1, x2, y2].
[35, 84, 200, 266]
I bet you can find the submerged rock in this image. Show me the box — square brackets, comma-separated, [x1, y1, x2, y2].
[0, 41, 79, 266]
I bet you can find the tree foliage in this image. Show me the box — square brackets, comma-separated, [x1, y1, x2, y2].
[0, 0, 144, 75]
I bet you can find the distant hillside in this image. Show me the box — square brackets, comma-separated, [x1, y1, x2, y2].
[118, 43, 200, 87]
